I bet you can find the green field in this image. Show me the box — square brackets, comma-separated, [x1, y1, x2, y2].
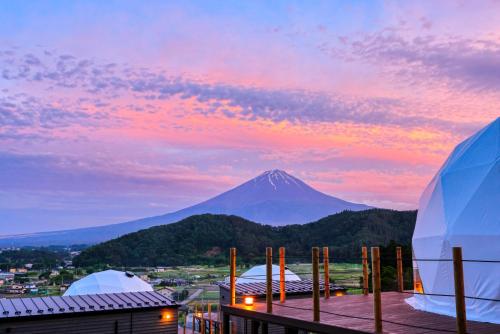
[10, 262, 363, 303]
[151, 262, 364, 307]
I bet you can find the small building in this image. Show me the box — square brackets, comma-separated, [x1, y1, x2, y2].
[3, 284, 25, 294]
[149, 278, 163, 286]
[0, 273, 14, 282]
[59, 283, 70, 293]
[0, 291, 179, 333]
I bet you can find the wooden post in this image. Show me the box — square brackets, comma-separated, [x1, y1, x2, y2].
[284, 328, 299, 334]
[192, 305, 196, 334]
[201, 303, 205, 334]
[266, 247, 273, 313]
[183, 311, 187, 334]
[261, 322, 269, 334]
[362, 246, 369, 296]
[251, 320, 259, 334]
[323, 247, 330, 299]
[453, 247, 467, 334]
[312, 247, 320, 322]
[230, 248, 236, 306]
[208, 303, 212, 334]
[223, 312, 230, 334]
[231, 319, 237, 334]
[371, 247, 382, 333]
[396, 246, 403, 292]
[279, 247, 286, 303]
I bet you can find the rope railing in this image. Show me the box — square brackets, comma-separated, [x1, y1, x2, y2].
[413, 258, 500, 263]
[396, 255, 500, 308]
[376, 252, 499, 334]
[397, 290, 500, 302]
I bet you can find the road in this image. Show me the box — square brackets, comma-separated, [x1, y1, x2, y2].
[181, 288, 204, 305]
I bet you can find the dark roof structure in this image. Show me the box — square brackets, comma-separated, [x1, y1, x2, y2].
[218, 279, 346, 296]
[0, 291, 177, 320]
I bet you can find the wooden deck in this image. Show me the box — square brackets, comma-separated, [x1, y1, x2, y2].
[222, 292, 500, 334]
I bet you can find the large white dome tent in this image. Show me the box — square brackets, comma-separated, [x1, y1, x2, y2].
[64, 270, 153, 296]
[406, 117, 499, 323]
[225, 264, 302, 284]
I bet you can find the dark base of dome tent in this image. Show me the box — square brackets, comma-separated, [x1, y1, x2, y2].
[221, 292, 500, 334]
[0, 291, 179, 334]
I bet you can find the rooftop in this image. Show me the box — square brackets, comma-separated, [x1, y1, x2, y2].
[218, 279, 345, 296]
[0, 291, 177, 319]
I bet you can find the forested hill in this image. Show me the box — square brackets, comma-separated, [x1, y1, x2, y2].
[74, 209, 417, 267]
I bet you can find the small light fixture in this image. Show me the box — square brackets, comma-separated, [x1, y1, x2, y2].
[160, 312, 172, 320]
[244, 297, 254, 306]
[334, 290, 345, 297]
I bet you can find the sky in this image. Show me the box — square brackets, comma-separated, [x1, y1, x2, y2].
[1, 1, 499, 235]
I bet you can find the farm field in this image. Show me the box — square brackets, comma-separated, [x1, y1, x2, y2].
[149, 262, 364, 307]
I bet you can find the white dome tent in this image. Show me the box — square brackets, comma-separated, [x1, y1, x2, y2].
[227, 264, 301, 284]
[406, 118, 499, 323]
[64, 270, 153, 296]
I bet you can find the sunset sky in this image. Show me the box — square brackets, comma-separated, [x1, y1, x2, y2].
[1, 1, 499, 234]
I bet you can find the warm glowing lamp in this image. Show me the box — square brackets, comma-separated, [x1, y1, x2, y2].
[244, 297, 254, 306]
[334, 290, 345, 297]
[160, 312, 172, 320]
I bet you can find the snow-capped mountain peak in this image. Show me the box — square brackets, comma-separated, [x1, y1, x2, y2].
[254, 169, 302, 190]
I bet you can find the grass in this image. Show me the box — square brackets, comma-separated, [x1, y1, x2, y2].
[154, 262, 364, 307]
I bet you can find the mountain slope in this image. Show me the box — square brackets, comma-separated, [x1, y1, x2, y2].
[173, 169, 370, 225]
[74, 209, 416, 267]
[0, 170, 371, 246]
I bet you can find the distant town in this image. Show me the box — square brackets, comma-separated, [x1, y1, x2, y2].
[0, 245, 224, 305]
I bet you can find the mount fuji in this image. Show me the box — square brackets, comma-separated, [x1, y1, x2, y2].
[0, 170, 371, 246]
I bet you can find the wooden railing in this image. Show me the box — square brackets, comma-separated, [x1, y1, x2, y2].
[226, 246, 478, 334]
[192, 315, 221, 334]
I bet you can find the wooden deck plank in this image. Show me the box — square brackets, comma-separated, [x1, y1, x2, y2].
[222, 292, 500, 334]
